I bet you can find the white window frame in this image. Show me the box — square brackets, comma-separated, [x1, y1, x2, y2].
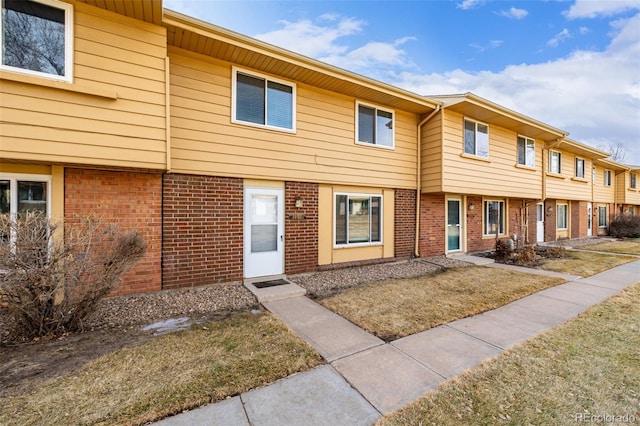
[604, 170, 612, 187]
[231, 67, 296, 133]
[464, 118, 489, 158]
[631, 173, 637, 189]
[0, 0, 73, 82]
[355, 101, 395, 149]
[557, 203, 568, 230]
[598, 206, 608, 228]
[483, 199, 505, 236]
[575, 157, 585, 178]
[517, 135, 535, 167]
[549, 150, 562, 174]
[334, 192, 383, 247]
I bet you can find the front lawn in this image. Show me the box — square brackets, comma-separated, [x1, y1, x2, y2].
[579, 238, 640, 256]
[536, 250, 636, 276]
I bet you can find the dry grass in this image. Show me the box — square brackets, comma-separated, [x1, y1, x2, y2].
[537, 250, 636, 276]
[579, 238, 640, 256]
[319, 267, 566, 341]
[378, 282, 640, 425]
[0, 313, 323, 426]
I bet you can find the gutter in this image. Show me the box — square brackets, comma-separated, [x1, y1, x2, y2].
[415, 105, 442, 258]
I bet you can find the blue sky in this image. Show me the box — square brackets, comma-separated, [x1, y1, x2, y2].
[164, 0, 640, 165]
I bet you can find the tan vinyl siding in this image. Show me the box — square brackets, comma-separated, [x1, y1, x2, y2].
[168, 47, 418, 189]
[545, 149, 592, 201]
[438, 111, 542, 198]
[592, 165, 616, 203]
[614, 171, 640, 205]
[0, 2, 167, 169]
[420, 111, 443, 192]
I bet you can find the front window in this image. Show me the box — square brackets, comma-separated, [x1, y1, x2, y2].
[557, 204, 568, 230]
[598, 206, 607, 227]
[1, 0, 73, 81]
[575, 157, 585, 178]
[357, 103, 394, 148]
[233, 68, 295, 131]
[484, 200, 505, 235]
[517, 136, 535, 167]
[631, 173, 637, 189]
[464, 119, 489, 157]
[550, 151, 562, 174]
[604, 170, 612, 187]
[335, 194, 382, 246]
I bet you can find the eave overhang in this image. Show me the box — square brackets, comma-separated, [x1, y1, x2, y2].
[548, 138, 611, 160]
[78, 0, 163, 25]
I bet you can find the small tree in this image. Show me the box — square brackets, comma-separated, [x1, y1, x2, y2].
[0, 212, 146, 340]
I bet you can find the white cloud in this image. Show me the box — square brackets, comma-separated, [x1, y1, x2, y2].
[470, 40, 504, 52]
[564, 0, 640, 19]
[547, 28, 572, 47]
[393, 13, 640, 165]
[498, 7, 529, 20]
[457, 0, 485, 10]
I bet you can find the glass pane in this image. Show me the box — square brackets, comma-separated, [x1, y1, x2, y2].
[551, 152, 560, 173]
[517, 137, 525, 165]
[236, 73, 265, 125]
[370, 196, 381, 242]
[537, 204, 543, 221]
[2, 0, 66, 76]
[376, 110, 393, 147]
[250, 194, 277, 224]
[485, 201, 503, 235]
[251, 224, 277, 253]
[17, 181, 47, 213]
[348, 196, 370, 243]
[576, 159, 584, 178]
[0, 180, 9, 213]
[335, 195, 347, 244]
[557, 205, 567, 229]
[447, 200, 459, 226]
[464, 119, 475, 154]
[267, 81, 293, 129]
[525, 139, 535, 167]
[476, 124, 489, 157]
[358, 105, 375, 144]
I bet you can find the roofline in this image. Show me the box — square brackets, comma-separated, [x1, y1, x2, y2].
[594, 157, 631, 171]
[561, 138, 611, 159]
[429, 92, 568, 139]
[163, 9, 442, 112]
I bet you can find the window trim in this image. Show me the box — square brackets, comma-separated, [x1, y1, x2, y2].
[557, 203, 568, 230]
[231, 66, 296, 133]
[483, 199, 506, 237]
[575, 157, 585, 179]
[355, 101, 395, 150]
[0, 0, 74, 83]
[517, 135, 535, 168]
[463, 117, 490, 158]
[549, 150, 562, 174]
[334, 192, 383, 248]
[598, 206, 608, 228]
[604, 169, 612, 187]
[630, 172, 637, 189]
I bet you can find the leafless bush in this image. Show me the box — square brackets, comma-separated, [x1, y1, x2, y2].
[513, 245, 540, 266]
[0, 212, 146, 341]
[494, 239, 513, 262]
[609, 214, 640, 238]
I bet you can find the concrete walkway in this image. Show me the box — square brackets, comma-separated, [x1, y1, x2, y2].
[154, 259, 640, 426]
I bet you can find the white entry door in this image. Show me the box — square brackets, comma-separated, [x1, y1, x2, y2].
[587, 202, 592, 237]
[536, 203, 544, 243]
[244, 188, 284, 278]
[446, 198, 462, 252]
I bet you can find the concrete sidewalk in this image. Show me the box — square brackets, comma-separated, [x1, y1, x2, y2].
[154, 259, 639, 426]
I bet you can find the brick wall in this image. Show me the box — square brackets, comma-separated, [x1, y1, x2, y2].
[162, 174, 243, 289]
[526, 202, 539, 244]
[394, 189, 416, 259]
[544, 200, 557, 241]
[418, 193, 445, 256]
[466, 196, 490, 252]
[571, 200, 588, 238]
[64, 168, 162, 296]
[285, 181, 318, 274]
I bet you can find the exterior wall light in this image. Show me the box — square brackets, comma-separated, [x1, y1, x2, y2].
[295, 196, 303, 208]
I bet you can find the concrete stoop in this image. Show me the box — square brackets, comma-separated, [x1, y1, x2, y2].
[243, 276, 306, 302]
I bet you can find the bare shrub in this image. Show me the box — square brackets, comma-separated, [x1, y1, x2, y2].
[494, 239, 513, 262]
[609, 214, 640, 238]
[0, 212, 146, 341]
[514, 245, 540, 266]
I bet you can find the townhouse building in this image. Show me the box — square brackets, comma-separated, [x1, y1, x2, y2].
[1, 0, 638, 296]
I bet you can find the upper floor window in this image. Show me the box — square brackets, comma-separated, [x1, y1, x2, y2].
[357, 103, 394, 148]
[1, 0, 73, 82]
[335, 193, 382, 246]
[484, 200, 505, 236]
[232, 68, 295, 132]
[549, 150, 562, 174]
[604, 170, 612, 187]
[517, 136, 535, 167]
[631, 173, 637, 189]
[592, 167, 597, 184]
[575, 157, 585, 178]
[464, 119, 489, 157]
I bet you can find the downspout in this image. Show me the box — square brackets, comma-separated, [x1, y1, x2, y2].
[415, 105, 441, 258]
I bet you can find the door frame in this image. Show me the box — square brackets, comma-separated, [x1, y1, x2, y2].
[536, 202, 545, 243]
[446, 196, 463, 253]
[587, 202, 592, 237]
[243, 187, 285, 279]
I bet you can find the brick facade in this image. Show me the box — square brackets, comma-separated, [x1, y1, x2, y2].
[64, 168, 163, 296]
[571, 200, 588, 239]
[418, 193, 445, 256]
[162, 174, 244, 290]
[394, 189, 417, 259]
[544, 200, 557, 241]
[285, 181, 319, 274]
